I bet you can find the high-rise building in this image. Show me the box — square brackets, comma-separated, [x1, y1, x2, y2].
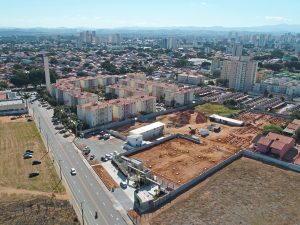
[43, 56, 51, 93]
[232, 43, 243, 57]
[160, 38, 178, 50]
[79, 30, 96, 43]
[221, 56, 257, 92]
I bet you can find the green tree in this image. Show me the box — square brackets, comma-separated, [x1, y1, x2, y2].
[10, 71, 29, 88]
[22, 92, 31, 109]
[174, 59, 190, 68]
[216, 78, 229, 87]
[207, 80, 215, 85]
[212, 71, 221, 78]
[262, 124, 283, 135]
[295, 127, 300, 142]
[0, 81, 8, 90]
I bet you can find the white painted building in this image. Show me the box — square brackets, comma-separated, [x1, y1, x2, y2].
[129, 122, 165, 140]
[177, 73, 205, 85]
[77, 102, 113, 127]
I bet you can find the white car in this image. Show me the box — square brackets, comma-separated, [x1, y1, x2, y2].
[70, 168, 77, 176]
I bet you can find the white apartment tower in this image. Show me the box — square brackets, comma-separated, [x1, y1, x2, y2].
[221, 56, 257, 92]
[232, 43, 243, 57]
[43, 56, 51, 93]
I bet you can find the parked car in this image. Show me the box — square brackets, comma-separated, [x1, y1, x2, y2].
[28, 172, 39, 178]
[32, 160, 41, 165]
[103, 134, 111, 140]
[70, 168, 77, 176]
[23, 154, 32, 159]
[84, 149, 91, 155]
[101, 156, 108, 162]
[105, 154, 112, 160]
[25, 149, 34, 154]
[90, 154, 95, 160]
[120, 181, 127, 189]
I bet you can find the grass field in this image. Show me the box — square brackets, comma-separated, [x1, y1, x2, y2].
[0, 117, 77, 225]
[195, 103, 240, 116]
[0, 118, 64, 193]
[150, 158, 300, 225]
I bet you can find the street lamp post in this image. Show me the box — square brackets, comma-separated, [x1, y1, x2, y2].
[58, 159, 62, 180]
[46, 133, 49, 152]
[38, 117, 41, 132]
[81, 202, 85, 225]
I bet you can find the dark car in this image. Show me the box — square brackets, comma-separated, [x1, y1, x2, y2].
[90, 154, 95, 160]
[101, 156, 108, 162]
[32, 160, 41, 165]
[23, 154, 33, 159]
[25, 149, 34, 154]
[83, 149, 91, 155]
[28, 172, 39, 178]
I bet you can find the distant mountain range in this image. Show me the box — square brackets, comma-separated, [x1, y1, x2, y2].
[0, 24, 300, 36]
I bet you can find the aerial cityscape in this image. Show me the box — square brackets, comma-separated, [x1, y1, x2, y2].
[1, 1, 300, 225]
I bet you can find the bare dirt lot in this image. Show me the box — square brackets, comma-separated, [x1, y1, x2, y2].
[235, 111, 287, 128]
[121, 110, 287, 151]
[129, 138, 239, 184]
[149, 158, 300, 225]
[0, 194, 79, 225]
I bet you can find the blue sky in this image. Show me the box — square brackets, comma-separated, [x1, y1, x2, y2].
[0, 0, 299, 28]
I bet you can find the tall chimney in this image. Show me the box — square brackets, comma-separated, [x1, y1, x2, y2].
[43, 56, 51, 93]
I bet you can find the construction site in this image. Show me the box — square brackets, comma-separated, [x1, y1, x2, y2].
[149, 157, 300, 225]
[128, 137, 239, 185]
[116, 108, 287, 152]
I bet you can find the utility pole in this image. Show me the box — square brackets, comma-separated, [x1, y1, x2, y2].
[38, 117, 41, 132]
[46, 133, 49, 152]
[81, 202, 84, 225]
[58, 160, 62, 180]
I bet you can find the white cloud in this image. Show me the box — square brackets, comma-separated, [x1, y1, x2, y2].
[264, 16, 291, 22]
[201, 2, 207, 5]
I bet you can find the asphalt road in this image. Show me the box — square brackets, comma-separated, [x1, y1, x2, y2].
[29, 99, 130, 225]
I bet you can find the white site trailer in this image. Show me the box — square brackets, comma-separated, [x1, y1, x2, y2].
[209, 114, 244, 126]
[129, 121, 165, 140]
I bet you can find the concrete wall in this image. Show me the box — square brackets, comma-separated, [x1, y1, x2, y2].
[136, 150, 300, 213]
[81, 118, 135, 137]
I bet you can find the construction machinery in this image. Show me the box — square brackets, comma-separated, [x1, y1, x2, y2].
[188, 126, 197, 135]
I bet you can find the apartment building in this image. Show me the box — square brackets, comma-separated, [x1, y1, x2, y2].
[96, 75, 117, 86]
[165, 88, 194, 106]
[254, 77, 300, 97]
[177, 73, 204, 85]
[109, 98, 137, 121]
[52, 83, 81, 105]
[56, 77, 82, 88]
[221, 56, 257, 91]
[77, 102, 113, 127]
[132, 95, 156, 114]
[127, 72, 146, 80]
[67, 92, 98, 109]
[105, 84, 147, 98]
[79, 76, 98, 89]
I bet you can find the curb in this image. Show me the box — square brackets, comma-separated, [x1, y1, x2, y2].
[72, 142, 133, 225]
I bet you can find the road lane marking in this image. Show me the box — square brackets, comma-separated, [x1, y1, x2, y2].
[38, 114, 112, 225]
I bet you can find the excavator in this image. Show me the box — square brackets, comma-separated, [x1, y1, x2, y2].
[188, 126, 197, 135]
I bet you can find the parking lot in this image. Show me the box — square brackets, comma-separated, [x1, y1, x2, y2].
[77, 136, 126, 163]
